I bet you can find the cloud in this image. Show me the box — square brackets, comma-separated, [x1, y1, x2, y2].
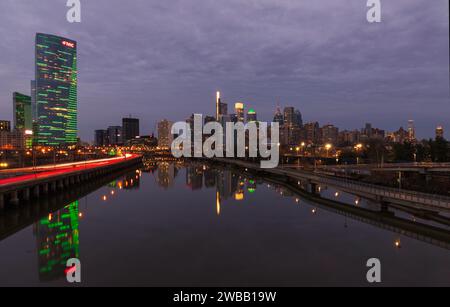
[0, 0, 448, 141]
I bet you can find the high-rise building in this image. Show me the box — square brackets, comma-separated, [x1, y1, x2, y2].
[283, 107, 302, 127]
[34, 33, 77, 146]
[13, 92, 32, 131]
[304, 122, 320, 145]
[436, 126, 444, 139]
[107, 126, 122, 145]
[122, 117, 140, 143]
[247, 109, 257, 122]
[0, 120, 11, 132]
[283, 107, 295, 127]
[321, 124, 339, 145]
[295, 110, 303, 127]
[363, 123, 373, 138]
[273, 106, 284, 126]
[215, 91, 228, 121]
[158, 119, 173, 149]
[235, 102, 245, 122]
[95, 129, 108, 146]
[407, 120, 416, 141]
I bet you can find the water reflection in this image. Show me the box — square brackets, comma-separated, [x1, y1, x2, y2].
[33, 201, 80, 281]
[0, 160, 449, 286]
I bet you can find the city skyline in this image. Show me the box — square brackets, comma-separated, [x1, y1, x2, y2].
[0, 0, 448, 141]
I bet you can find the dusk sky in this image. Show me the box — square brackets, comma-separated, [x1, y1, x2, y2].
[0, 0, 448, 141]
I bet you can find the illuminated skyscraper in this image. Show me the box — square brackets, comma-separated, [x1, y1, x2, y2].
[436, 126, 444, 139]
[158, 119, 173, 149]
[235, 102, 245, 122]
[34, 33, 77, 146]
[247, 109, 257, 122]
[13, 92, 32, 131]
[215, 91, 228, 121]
[407, 120, 416, 141]
[273, 105, 284, 126]
[0, 120, 11, 132]
[216, 91, 221, 120]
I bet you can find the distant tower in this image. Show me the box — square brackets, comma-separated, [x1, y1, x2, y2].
[13, 92, 32, 131]
[407, 120, 416, 141]
[157, 119, 173, 149]
[122, 117, 140, 143]
[273, 104, 284, 126]
[235, 102, 245, 122]
[247, 109, 257, 122]
[436, 125, 444, 139]
[216, 91, 220, 121]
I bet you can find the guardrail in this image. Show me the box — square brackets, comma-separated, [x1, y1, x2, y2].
[215, 158, 450, 211]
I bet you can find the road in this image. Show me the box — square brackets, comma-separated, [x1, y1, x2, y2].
[0, 154, 137, 187]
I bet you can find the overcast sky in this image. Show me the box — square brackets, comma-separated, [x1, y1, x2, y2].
[0, 0, 448, 141]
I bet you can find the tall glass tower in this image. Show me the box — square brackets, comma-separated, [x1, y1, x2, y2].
[13, 92, 32, 131]
[34, 33, 77, 146]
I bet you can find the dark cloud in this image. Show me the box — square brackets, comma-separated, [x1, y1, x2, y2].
[0, 0, 448, 141]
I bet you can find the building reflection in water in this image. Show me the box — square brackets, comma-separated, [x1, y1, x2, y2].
[33, 201, 80, 281]
[157, 162, 178, 189]
[184, 164, 257, 216]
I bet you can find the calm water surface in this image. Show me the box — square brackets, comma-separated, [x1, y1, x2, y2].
[0, 161, 449, 286]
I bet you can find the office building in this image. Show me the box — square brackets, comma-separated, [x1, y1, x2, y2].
[122, 117, 140, 143]
[235, 102, 245, 122]
[0, 120, 11, 132]
[247, 109, 257, 122]
[158, 119, 173, 149]
[107, 126, 122, 145]
[13, 92, 32, 131]
[273, 106, 284, 126]
[95, 129, 108, 146]
[436, 126, 444, 139]
[33, 33, 77, 146]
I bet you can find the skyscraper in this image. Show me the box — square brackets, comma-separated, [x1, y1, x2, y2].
[295, 110, 303, 127]
[407, 120, 416, 141]
[436, 126, 444, 139]
[0, 120, 11, 132]
[321, 124, 339, 145]
[247, 109, 257, 122]
[273, 106, 284, 126]
[122, 117, 140, 143]
[13, 92, 32, 131]
[34, 33, 77, 146]
[158, 119, 173, 149]
[216, 91, 221, 120]
[235, 102, 245, 122]
[95, 129, 108, 146]
[107, 126, 122, 145]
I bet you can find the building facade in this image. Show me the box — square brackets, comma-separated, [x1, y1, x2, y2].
[34, 33, 77, 146]
[122, 117, 140, 143]
[158, 119, 173, 149]
[13, 92, 32, 131]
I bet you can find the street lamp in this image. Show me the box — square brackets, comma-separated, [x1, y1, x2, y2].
[325, 144, 332, 158]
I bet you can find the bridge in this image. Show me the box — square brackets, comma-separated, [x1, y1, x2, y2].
[0, 154, 142, 210]
[213, 158, 450, 212]
[317, 162, 450, 174]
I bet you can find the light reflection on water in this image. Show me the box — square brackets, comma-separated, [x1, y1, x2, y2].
[0, 161, 449, 286]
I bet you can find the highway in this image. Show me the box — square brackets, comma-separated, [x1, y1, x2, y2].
[0, 154, 138, 187]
